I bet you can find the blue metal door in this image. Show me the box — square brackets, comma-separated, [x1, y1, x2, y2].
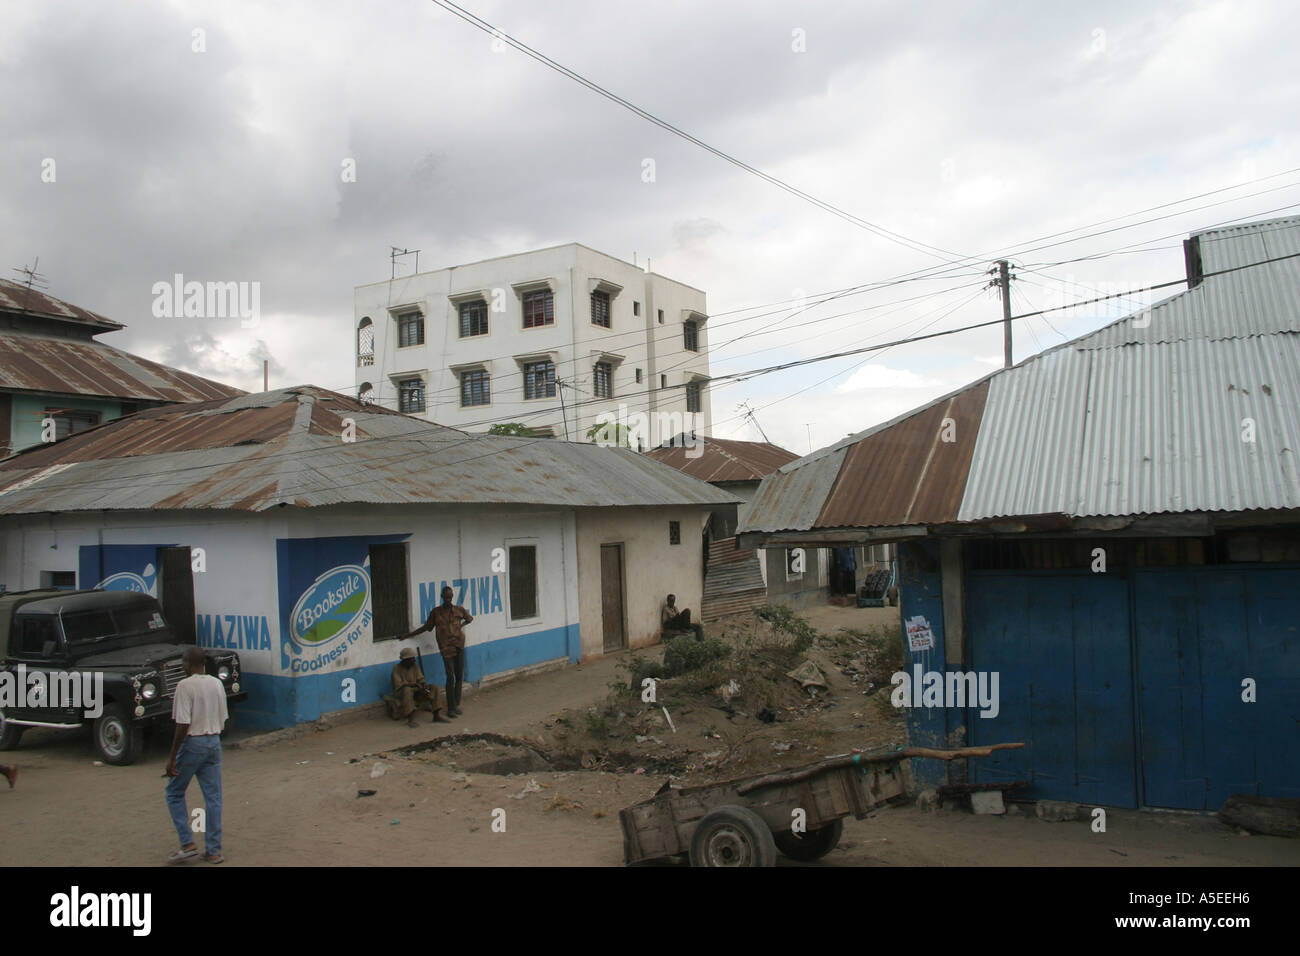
[1135, 567, 1300, 809]
[968, 571, 1138, 808]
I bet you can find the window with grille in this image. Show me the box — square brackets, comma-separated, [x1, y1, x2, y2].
[459, 300, 489, 338]
[669, 521, 681, 545]
[42, 408, 100, 441]
[509, 545, 538, 620]
[368, 543, 410, 641]
[593, 361, 613, 398]
[686, 381, 702, 413]
[523, 360, 556, 399]
[683, 320, 699, 352]
[398, 378, 425, 413]
[523, 289, 554, 328]
[591, 291, 611, 328]
[358, 382, 374, 405]
[357, 317, 374, 366]
[460, 370, 490, 407]
[397, 311, 424, 347]
[635, 368, 642, 384]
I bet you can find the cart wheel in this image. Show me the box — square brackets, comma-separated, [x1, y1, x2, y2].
[689, 805, 777, 867]
[773, 818, 843, 862]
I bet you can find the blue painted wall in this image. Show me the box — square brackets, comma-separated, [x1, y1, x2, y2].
[897, 540, 949, 788]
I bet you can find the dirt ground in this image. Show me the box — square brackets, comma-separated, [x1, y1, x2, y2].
[1, 605, 1296, 867]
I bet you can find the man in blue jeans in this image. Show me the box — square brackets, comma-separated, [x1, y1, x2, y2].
[164, 646, 228, 864]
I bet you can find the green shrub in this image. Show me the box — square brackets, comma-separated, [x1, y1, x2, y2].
[662, 636, 730, 677]
[754, 604, 817, 654]
[616, 653, 666, 691]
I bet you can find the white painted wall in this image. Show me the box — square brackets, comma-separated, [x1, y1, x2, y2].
[574, 505, 707, 657]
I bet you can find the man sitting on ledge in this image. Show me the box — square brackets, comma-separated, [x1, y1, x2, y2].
[385, 647, 450, 727]
[661, 593, 703, 641]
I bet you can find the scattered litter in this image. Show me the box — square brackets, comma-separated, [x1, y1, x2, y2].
[357, 789, 377, 798]
[717, 679, 741, 702]
[592, 809, 606, 819]
[370, 761, 388, 779]
[661, 706, 677, 734]
[390, 819, 400, 826]
[451, 773, 468, 783]
[508, 778, 543, 799]
[326, 751, 335, 756]
[756, 706, 777, 724]
[634, 767, 646, 775]
[297, 760, 310, 765]
[772, 741, 793, 753]
[545, 794, 585, 813]
[787, 660, 829, 691]
[92, 761, 104, 767]
[635, 734, 664, 745]
[347, 758, 360, 764]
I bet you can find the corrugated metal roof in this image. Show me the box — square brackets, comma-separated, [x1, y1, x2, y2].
[645, 436, 799, 483]
[742, 216, 1300, 537]
[0, 279, 123, 330]
[0, 386, 740, 514]
[816, 381, 988, 528]
[0, 334, 244, 404]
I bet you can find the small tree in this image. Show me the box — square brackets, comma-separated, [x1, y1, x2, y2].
[587, 422, 631, 447]
[488, 422, 531, 437]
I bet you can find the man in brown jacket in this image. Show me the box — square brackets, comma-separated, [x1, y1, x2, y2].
[402, 586, 472, 717]
[386, 646, 449, 727]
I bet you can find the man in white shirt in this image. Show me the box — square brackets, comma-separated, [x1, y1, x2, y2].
[164, 646, 228, 864]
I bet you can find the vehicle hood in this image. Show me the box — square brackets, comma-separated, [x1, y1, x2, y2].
[74, 644, 185, 668]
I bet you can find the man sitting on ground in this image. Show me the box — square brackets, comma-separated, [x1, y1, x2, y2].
[661, 593, 704, 641]
[385, 647, 449, 727]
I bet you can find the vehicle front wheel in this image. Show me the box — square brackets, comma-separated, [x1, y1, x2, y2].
[773, 818, 843, 862]
[0, 710, 23, 751]
[94, 704, 144, 766]
[688, 805, 777, 867]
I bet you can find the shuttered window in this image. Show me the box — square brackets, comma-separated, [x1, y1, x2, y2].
[523, 290, 554, 328]
[509, 545, 538, 620]
[369, 544, 409, 641]
[523, 361, 556, 400]
[460, 370, 490, 407]
[459, 300, 488, 337]
[593, 361, 613, 398]
[397, 311, 424, 347]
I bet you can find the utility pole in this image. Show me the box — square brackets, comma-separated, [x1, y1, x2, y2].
[993, 259, 1014, 368]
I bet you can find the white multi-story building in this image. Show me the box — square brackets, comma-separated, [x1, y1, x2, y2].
[353, 243, 711, 446]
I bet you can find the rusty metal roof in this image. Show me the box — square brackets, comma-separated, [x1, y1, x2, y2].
[741, 216, 1300, 539]
[0, 333, 243, 404]
[0, 279, 123, 331]
[0, 386, 740, 514]
[645, 436, 799, 483]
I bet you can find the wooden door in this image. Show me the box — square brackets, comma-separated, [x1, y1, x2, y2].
[600, 544, 626, 653]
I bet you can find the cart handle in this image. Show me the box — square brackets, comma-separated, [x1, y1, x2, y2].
[735, 742, 1024, 795]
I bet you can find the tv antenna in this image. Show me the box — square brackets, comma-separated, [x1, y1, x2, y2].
[11, 257, 48, 313]
[390, 247, 421, 279]
[736, 401, 770, 443]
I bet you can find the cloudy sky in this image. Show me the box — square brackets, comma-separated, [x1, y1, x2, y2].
[3, 0, 1297, 454]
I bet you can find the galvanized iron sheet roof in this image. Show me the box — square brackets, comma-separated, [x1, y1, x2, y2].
[0, 333, 244, 404]
[0, 386, 739, 514]
[741, 216, 1300, 536]
[645, 436, 799, 483]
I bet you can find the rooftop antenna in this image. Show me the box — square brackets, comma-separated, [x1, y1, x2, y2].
[390, 246, 420, 279]
[12, 257, 48, 313]
[736, 401, 770, 444]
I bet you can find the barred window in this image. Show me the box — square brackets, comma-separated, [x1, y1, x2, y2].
[523, 290, 554, 328]
[683, 320, 699, 352]
[397, 311, 424, 347]
[523, 360, 556, 400]
[459, 300, 488, 337]
[593, 361, 613, 399]
[398, 378, 425, 413]
[591, 291, 611, 328]
[686, 381, 702, 413]
[357, 317, 374, 366]
[460, 370, 490, 407]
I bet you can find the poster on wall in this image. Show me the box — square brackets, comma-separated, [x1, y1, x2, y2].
[905, 615, 935, 652]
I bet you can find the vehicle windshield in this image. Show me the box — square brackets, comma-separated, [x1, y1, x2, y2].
[62, 606, 165, 644]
